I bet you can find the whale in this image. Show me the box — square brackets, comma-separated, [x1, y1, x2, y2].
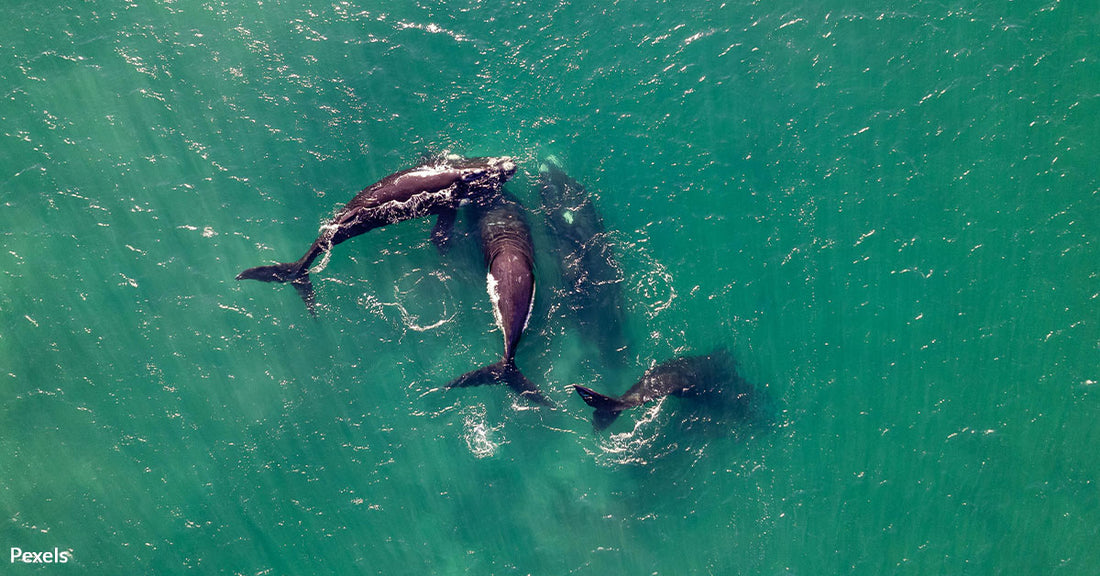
[236, 155, 516, 313]
[447, 192, 552, 406]
[573, 349, 753, 430]
[538, 157, 628, 366]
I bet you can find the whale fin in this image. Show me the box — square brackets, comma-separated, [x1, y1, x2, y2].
[448, 360, 554, 406]
[290, 276, 317, 316]
[236, 262, 316, 316]
[573, 385, 625, 430]
[430, 208, 458, 254]
[573, 385, 620, 410]
[236, 261, 301, 283]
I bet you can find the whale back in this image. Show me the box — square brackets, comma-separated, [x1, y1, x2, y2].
[478, 194, 535, 362]
[346, 155, 516, 213]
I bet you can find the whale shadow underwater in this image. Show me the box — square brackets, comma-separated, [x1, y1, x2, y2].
[573, 349, 773, 432]
[236, 155, 516, 314]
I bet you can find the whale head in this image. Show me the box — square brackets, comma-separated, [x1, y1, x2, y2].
[450, 156, 516, 192]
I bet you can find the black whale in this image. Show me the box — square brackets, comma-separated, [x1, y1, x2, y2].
[538, 157, 628, 366]
[237, 155, 516, 313]
[447, 193, 552, 406]
[573, 349, 757, 430]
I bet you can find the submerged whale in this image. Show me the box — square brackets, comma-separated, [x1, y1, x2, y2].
[538, 158, 628, 366]
[236, 155, 516, 313]
[447, 193, 552, 406]
[573, 349, 756, 430]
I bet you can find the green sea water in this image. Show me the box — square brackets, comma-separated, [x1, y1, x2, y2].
[2, 1, 1097, 574]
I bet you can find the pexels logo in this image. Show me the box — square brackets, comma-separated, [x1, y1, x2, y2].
[10, 547, 72, 564]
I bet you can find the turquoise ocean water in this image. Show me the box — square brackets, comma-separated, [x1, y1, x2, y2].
[2, 1, 1097, 574]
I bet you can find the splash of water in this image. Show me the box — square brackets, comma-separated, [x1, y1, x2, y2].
[589, 398, 671, 467]
[462, 404, 504, 459]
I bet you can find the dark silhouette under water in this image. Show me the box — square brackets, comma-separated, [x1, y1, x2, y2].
[538, 157, 629, 367]
[574, 349, 767, 431]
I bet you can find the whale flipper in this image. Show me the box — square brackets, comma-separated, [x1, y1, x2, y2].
[448, 361, 554, 407]
[430, 208, 458, 254]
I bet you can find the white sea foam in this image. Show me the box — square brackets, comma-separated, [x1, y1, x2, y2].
[462, 404, 503, 458]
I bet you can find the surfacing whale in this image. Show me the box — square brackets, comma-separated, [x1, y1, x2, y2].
[237, 155, 516, 313]
[573, 349, 757, 430]
[447, 192, 552, 406]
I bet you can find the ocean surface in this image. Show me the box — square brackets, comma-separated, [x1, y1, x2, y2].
[2, 1, 1096, 574]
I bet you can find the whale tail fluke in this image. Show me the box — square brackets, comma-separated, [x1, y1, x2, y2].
[573, 385, 626, 430]
[573, 385, 618, 410]
[236, 262, 317, 316]
[290, 275, 317, 316]
[448, 360, 554, 407]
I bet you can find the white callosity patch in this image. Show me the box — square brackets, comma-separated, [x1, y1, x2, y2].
[398, 165, 450, 180]
[310, 223, 341, 274]
[523, 280, 535, 332]
[309, 186, 458, 276]
[486, 271, 506, 347]
[371, 186, 455, 224]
